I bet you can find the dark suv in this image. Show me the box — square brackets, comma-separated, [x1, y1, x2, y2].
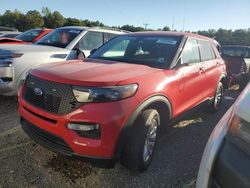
[221, 45, 250, 90]
[19, 32, 227, 172]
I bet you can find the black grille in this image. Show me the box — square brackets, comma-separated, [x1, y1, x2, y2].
[23, 75, 82, 115]
[21, 118, 73, 155]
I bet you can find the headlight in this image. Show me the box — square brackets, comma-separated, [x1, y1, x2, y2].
[72, 84, 138, 103]
[227, 114, 250, 151]
[0, 53, 23, 59]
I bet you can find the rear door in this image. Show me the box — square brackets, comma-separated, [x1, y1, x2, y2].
[198, 40, 222, 98]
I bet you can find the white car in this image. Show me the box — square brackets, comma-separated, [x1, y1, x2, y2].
[0, 26, 127, 96]
[196, 82, 250, 188]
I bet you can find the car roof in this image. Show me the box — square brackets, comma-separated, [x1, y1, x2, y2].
[57, 26, 128, 34]
[123, 31, 213, 40]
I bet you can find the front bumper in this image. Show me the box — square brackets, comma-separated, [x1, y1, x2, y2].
[19, 93, 136, 160]
[20, 118, 116, 167]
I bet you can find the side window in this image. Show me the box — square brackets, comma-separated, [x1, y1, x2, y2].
[198, 40, 215, 61]
[103, 33, 117, 43]
[102, 39, 129, 57]
[182, 39, 200, 64]
[78, 31, 103, 51]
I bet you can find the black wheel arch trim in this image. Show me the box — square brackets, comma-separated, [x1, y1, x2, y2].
[114, 94, 172, 157]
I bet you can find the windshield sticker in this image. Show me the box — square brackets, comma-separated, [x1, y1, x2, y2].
[69, 30, 81, 34]
[156, 39, 177, 45]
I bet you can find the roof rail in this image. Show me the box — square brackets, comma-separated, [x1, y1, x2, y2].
[92, 26, 130, 33]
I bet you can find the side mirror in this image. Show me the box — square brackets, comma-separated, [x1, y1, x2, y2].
[90, 48, 97, 55]
[74, 47, 86, 60]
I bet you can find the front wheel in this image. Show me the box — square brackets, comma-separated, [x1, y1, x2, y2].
[120, 109, 160, 172]
[208, 82, 223, 112]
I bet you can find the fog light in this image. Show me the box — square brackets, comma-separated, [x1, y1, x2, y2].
[66, 123, 101, 139]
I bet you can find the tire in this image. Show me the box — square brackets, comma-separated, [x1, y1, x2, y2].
[239, 77, 249, 91]
[120, 109, 160, 172]
[208, 82, 223, 112]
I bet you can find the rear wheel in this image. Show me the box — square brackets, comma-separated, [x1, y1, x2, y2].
[239, 76, 249, 91]
[209, 82, 223, 112]
[120, 109, 160, 172]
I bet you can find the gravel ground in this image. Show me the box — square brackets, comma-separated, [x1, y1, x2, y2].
[0, 90, 240, 188]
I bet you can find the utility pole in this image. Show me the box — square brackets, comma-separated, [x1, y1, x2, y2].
[143, 23, 149, 30]
[182, 18, 185, 32]
[171, 17, 175, 31]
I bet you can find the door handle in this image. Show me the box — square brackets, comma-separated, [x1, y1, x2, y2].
[199, 67, 205, 73]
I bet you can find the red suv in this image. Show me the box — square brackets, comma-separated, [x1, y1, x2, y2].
[18, 32, 227, 172]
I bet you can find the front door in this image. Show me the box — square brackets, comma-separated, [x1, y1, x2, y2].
[174, 38, 207, 115]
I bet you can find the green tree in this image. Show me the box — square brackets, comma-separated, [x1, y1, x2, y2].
[120, 25, 144, 32]
[24, 10, 44, 30]
[64, 17, 84, 26]
[0, 10, 26, 31]
[162, 26, 170, 31]
[42, 7, 64, 28]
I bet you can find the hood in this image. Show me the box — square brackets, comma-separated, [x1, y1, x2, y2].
[0, 44, 67, 53]
[30, 59, 160, 86]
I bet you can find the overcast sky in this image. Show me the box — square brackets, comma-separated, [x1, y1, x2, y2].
[1, 0, 250, 31]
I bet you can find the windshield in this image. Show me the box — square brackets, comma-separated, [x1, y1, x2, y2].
[221, 47, 250, 58]
[36, 28, 82, 48]
[89, 35, 182, 68]
[15, 29, 42, 42]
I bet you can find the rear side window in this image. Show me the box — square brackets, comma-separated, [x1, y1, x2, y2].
[198, 40, 215, 61]
[79, 31, 103, 51]
[182, 39, 200, 64]
[104, 33, 117, 43]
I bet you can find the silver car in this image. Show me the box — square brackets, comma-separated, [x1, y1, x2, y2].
[196, 82, 250, 188]
[0, 26, 127, 96]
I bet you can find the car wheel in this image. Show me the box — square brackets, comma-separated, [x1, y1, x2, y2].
[239, 77, 249, 91]
[209, 82, 223, 112]
[120, 109, 160, 172]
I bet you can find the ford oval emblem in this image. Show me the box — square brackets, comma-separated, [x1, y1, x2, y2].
[34, 88, 43, 96]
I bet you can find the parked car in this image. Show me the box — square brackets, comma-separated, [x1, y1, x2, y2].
[0, 31, 22, 38]
[196, 82, 250, 188]
[221, 45, 250, 90]
[0, 26, 18, 31]
[18, 31, 227, 172]
[0, 28, 53, 44]
[0, 26, 127, 96]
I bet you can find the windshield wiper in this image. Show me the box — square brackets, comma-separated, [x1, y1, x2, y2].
[36, 42, 51, 46]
